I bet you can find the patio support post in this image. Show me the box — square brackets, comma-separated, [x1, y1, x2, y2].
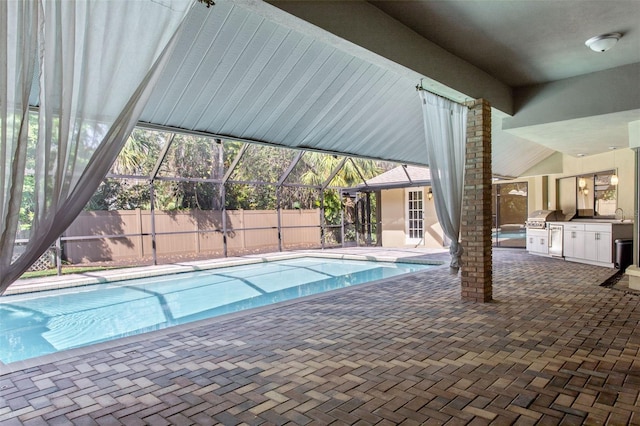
[320, 189, 325, 249]
[276, 151, 304, 252]
[366, 192, 372, 246]
[144, 133, 177, 267]
[375, 190, 382, 246]
[56, 236, 62, 276]
[220, 144, 247, 258]
[276, 187, 282, 252]
[461, 98, 493, 302]
[340, 189, 345, 248]
[355, 193, 361, 246]
[149, 180, 158, 266]
[221, 185, 227, 257]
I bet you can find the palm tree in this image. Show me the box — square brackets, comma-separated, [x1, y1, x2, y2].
[111, 129, 165, 176]
[299, 152, 383, 230]
[300, 153, 381, 188]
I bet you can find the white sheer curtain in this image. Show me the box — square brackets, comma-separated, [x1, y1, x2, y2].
[0, 0, 38, 281]
[0, 0, 193, 293]
[419, 90, 468, 270]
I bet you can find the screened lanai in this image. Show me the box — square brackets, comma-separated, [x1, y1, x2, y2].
[2, 0, 478, 295]
[15, 126, 399, 274]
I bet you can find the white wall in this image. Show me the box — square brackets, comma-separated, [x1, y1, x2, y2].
[630, 120, 640, 149]
[546, 149, 634, 216]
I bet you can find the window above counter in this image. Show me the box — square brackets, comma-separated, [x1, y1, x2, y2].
[557, 169, 618, 219]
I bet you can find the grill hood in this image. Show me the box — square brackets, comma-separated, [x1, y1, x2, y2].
[527, 210, 564, 221]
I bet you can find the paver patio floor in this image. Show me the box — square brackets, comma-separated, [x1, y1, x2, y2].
[1, 248, 639, 425]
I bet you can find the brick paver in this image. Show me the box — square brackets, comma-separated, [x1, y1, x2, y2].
[1, 249, 639, 425]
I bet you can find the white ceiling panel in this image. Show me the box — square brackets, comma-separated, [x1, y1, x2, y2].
[140, 1, 429, 165]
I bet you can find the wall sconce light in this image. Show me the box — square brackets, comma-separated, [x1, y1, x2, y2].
[609, 146, 619, 185]
[427, 188, 433, 201]
[578, 178, 588, 195]
[578, 177, 586, 189]
[610, 174, 619, 186]
[577, 153, 586, 191]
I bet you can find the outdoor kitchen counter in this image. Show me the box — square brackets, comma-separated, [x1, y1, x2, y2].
[566, 219, 634, 224]
[547, 220, 634, 268]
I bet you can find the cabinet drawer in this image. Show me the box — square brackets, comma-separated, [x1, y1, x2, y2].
[564, 224, 585, 231]
[585, 224, 611, 233]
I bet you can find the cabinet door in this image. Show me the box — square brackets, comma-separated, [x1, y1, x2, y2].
[563, 231, 574, 257]
[596, 232, 612, 263]
[584, 231, 598, 261]
[573, 231, 585, 259]
[537, 236, 548, 254]
[564, 230, 585, 258]
[526, 234, 535, 252]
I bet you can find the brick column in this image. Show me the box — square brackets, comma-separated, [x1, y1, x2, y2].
[461, 99, 492, 302]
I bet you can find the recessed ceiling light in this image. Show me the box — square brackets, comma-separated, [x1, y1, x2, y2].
[577, 153, 586, 157]
[585, 33, 621, 52]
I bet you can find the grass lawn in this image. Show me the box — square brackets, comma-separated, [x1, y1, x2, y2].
[21, 266, 121, 280]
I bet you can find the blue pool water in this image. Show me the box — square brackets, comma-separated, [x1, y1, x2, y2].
[0, 257, 435, 363]
[492, 230, 526, 239]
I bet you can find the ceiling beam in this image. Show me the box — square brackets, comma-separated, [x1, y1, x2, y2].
[504, 63, 640, 130]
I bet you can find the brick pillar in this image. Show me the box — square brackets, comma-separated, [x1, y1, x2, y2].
[461, 99, 492, 302]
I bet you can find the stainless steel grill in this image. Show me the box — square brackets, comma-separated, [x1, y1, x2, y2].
[525, 210, 565, 229]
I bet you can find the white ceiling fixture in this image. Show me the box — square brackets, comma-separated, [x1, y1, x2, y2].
[585, 33, 622, 52]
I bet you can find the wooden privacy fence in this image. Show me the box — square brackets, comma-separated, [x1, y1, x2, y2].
[63, 209, 321, 263]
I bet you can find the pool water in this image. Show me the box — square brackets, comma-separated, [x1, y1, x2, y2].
[492, 231, 526, 239]
[0, 257, 435, 363]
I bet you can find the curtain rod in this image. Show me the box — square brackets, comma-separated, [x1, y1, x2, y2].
[415, 79, 472, 109]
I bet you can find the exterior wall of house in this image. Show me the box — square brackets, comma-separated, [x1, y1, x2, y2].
[380, 187, 444, 248]
[503, 147, 635, 217]
[537, 149, 635, 216]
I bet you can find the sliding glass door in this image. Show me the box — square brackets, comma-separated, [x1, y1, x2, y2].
[492, 182, 528, 248]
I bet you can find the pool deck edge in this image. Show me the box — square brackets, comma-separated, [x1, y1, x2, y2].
[5, 248, 447, 296]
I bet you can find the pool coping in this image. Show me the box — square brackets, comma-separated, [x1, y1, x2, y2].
[4, 251, 445, 296]
[0, 253, 447, 372]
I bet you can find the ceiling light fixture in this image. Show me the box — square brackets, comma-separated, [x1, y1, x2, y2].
[585, 33, 621, 52]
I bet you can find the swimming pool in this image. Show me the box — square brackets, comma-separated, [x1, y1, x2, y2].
[0, 256, 436, 363]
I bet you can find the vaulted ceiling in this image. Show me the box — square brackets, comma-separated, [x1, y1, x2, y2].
[141, 1, 429, 164]
[136, 0, 640, 178]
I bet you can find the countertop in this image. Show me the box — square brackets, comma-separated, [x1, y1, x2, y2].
[547, 218, 633, 225]
[565, 219, 634, 224]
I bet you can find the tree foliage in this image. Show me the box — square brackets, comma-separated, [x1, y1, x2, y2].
[299, 153, 383, 224]
[84, 128, 388, 216]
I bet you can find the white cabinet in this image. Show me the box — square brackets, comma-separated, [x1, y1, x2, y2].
[563, 223, 585, 259]
[562, 221, 633, 268]
[583, 224, 612, 263]
[526, 229, 549, 255]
